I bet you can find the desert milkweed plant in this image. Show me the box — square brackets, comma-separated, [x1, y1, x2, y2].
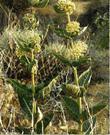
[0, 0, 108, 134]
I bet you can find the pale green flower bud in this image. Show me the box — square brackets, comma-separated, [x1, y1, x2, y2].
[57, 0, 76, 15]
[64, 41, 88, 61]
[66, 21, 80, 35]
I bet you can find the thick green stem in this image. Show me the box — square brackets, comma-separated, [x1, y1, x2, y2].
[73, 67, 79, 86]
[73, 67, 83, 134]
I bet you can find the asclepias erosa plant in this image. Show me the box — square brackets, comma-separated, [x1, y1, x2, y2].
[6, 21, 54, 134]
[45, 0, 107, 134]
[46, 32, 107, 135]
[0, 0, 107, 134]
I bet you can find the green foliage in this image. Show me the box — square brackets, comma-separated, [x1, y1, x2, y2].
[20, 56, 38, 73]
[54, 28, 78, 39]
[40, 76, 59, 98]
[35, 113, 53, 134]
[22, 13, 39, 30]
[8, 79, 32, 118]
[53, 5, 65, 14]
[0, 0, 108, 134]
[83, 116, 96, 135]
[14, 30, 41, 54]
[15, 126, 31, 134]
[28, 0, 49, 7]
[62, 96, 80, 123]
[64, 84, 87, 98]
[51, 52, 90, 67]
[79, 67, 92, 87]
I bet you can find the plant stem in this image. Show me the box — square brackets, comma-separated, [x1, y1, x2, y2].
[79, 97, 83, 134]
[31, 49, 35, 97]
[73, 67, 83, 134]
[66, 13, 73, 46]
[31, 49, 36, 134]
[73, 67, 79, 86]
[67, 13, 71, 23]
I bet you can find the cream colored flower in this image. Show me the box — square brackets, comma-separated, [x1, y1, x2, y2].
[66, 21, 80, 34]
[23, 13, 38, 29]
[57, 0, 75, 15]
[15, 48, 25, 58]
[46, 43, 65, 55]
[64, 41, 88, 60]
[47, 41, 88, 62]
[14, 30, 41, 57]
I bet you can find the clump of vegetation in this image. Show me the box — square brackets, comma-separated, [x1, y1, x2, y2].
[0, 0, 108, 134]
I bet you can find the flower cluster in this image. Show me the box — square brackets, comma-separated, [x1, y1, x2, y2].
[14, 30, 41, 58]
[66, 21, 80, 35]
[47, 41, 88, 61]
[22, 13, 38, 29]
[46, 43, 65, 55]
[64, 41, 88, 61]
[57, 0, 75, 15]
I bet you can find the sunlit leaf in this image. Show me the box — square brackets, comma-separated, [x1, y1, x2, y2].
[28, 0, 49, 7]
[37, 0, 49, 7]
[79, 67, 92, 87]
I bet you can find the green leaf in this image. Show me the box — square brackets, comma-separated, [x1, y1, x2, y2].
[63, 96, 80, 123]
[8, 79, 32, 118]
[35, 113, 53, 134]
[28, 0, 39, 6]
[28, 0, 49, 7]
[53, 5, 65, 14]
[37, 0, 49, 7]
[35, 82, 45, 93]
[8, 79, 32, 94]
[20, 56, 37, 72]
[82, 102, 107, 121]
[40, 76, 59, 98]
[83, 116, 96, 135]
[15, 126, 31, 134]
[54, 28, 78, 39]
[14, 36, 32, 52]
[53, 52, 89, 67]
[78, 67, 92, 87]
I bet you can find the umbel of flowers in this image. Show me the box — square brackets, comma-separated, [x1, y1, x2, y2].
[14, 30, 41, 58]
[56, 0, 76, 15]
[47, 41, 88, 62]
[22, 13, 39, 29]
[66, 21, 80, 35]
[54, 0, 81, 36]
[11, 14, 42, 133]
